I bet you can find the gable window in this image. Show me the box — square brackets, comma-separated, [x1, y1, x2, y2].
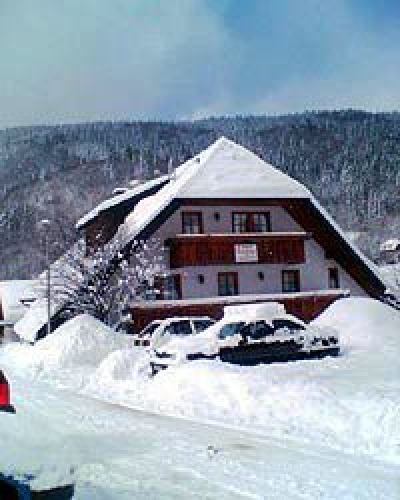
[232, 212, 271, 233]
[218, 272, 239, 296]
[328, 267, 340, 289]
[281, 269, 300, 292]
[182, 211, 203, 234]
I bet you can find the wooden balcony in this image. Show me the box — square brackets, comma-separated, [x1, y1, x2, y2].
[168, 233, 308, 268]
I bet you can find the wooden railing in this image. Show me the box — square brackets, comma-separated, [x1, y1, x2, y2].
[168, 233, 307, 268]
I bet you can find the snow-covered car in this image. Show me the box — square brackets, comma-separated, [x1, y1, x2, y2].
[149, 303, 339, 374]
[137, 316, 216, 349]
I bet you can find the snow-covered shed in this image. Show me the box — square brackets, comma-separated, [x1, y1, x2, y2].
[0, 280, 37, 325]
[379, 239, 400, 264]
[0, 280, 37, 339]
[78, 137, 387, 325]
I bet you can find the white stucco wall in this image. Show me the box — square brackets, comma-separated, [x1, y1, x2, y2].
[148, 203, 368, 299]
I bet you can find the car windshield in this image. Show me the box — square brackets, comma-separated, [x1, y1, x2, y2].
[218, 322, 246, 339]
[164, 320, 192, 336]
[247, 321, 274, 340]
[192, 319, 215, 333]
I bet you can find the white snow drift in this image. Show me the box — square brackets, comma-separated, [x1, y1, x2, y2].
[1, 297, 399, 468]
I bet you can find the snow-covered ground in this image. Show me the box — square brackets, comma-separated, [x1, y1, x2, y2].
[1, 298, 399, 498]
[380, 263, 400, 292]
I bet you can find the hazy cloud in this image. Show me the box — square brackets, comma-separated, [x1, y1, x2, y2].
[0, 0, 398, 127]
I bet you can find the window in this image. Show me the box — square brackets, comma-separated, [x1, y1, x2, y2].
[182, 212, 203, 234]
[192, 319, 215, 333]
[218, 272, 239, 296]
[328, 267, 340, 289]
[232, 213, 248, 233]
[164, 320, 192, 336]
[218, 322, 245, 339]
[248, 321, 274, 340]
[272, 319, 305, 333]
[253, 213, 271, 232]
[232, 212, 271, 233]
[281, 269, 300, 292]
[156, 275, 182, 300]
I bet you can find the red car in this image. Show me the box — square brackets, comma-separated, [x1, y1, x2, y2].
[0, 370, 15, 413]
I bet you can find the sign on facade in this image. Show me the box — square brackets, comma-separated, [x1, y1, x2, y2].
[234, 243, 258, 263]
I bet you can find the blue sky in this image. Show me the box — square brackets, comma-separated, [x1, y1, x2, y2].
[0, 0, 399, 127]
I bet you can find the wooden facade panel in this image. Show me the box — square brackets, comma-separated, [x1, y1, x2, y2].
[169, 234, 305, 268]
[130, 292, 346, 332]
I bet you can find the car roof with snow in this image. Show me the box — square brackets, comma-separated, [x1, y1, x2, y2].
[155, 316, 214, 327]
[154, 303, 307, 353]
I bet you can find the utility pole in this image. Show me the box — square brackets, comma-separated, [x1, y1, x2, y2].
[38, 219, 51, 338]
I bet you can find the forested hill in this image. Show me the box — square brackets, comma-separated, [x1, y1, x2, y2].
[0, 110, 399, 279]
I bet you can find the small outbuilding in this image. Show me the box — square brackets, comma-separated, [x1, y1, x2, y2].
[379, 239, 400, 264]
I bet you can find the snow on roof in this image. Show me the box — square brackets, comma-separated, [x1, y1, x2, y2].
[76, 174, 170, 229]
[118, 137, 310, 246]
[0, 280, 38, 323]
[380, 239, 400, 252]
[112, 137, 385, 292]
[13, 298, 61, 344]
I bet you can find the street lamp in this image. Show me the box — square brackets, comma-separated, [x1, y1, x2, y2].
[38, 219, 51, 338]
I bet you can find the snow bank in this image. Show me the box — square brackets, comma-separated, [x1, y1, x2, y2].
[1, 314, 135, 381]
[32, 314, 134, 368]
[2, 298, 399, 467]
[379, 263, 400, 292]
[313, 296, 399, 353]
[13, 298, 60, 343]
[84, 298, 400, 465]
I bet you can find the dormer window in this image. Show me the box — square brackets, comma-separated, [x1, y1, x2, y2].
[182, 211, 203, 234]
[232, 212, 271, 233]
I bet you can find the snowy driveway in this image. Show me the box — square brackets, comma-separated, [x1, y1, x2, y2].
[1, 373, 399, 500]
[1, 297, 399, 499]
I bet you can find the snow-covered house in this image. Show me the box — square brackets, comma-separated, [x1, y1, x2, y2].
[78, 138, 386, 327]
[0, 280, 37, 338]
[379, 239, 400, 264]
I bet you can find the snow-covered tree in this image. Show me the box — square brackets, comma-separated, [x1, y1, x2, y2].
[40, 235, 167, 327]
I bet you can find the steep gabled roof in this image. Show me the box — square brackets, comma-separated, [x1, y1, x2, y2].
[118, 137, 310, 244]
[112, 137, 386, 298]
